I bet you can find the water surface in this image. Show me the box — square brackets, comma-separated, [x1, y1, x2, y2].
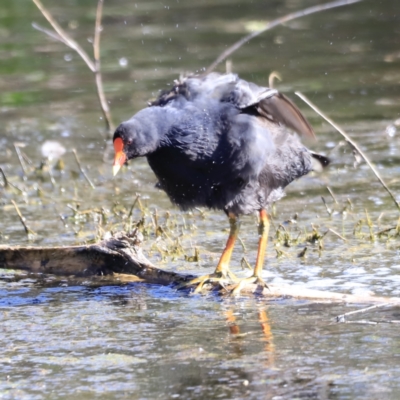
[1, 0, 400, 398]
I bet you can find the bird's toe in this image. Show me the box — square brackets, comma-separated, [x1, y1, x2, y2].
[181, 271, 238, 293]
[231, 275, 270, 296]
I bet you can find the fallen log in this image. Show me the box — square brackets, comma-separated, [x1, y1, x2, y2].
[0, 231, 192, 286]
[0, 231, 399, 305]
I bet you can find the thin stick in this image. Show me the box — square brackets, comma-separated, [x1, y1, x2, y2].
[295, 92, 400, 212]
[31, 0, 114, 134]
[343, 319, 400, 325]
[72, 149, 96, 189]
[0, 167, 9, 188]
[31, 22, 65, 44]
[31, 0, 95, 71]
[321, 196, 332, 216]
[93, 0, 114, 133]
[376, 226, 397, 236]
[327, 228, 347, 242]
[336, 303, 396, 323]
[241, 256, 253, 271]
[13, 144, 29, 176]
[237, 236, 247, 253]
[342, 320, 378, 325]
[326, 186, 339, 204]
[205, 0, 363, 74]
[11, 200, 35, 235]
[0, 168, 25, 193]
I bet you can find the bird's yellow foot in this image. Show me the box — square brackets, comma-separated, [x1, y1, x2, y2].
[231, 275, 269, 296]
[183, 270, 238, 294]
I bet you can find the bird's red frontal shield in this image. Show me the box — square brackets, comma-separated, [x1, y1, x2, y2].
[112, 137, 127, 176]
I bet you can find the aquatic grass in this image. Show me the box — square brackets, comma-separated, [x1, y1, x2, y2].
[2, 142, 397, 261]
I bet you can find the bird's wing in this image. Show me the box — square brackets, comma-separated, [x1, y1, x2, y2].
[236, 79, 315, 140]
[149, 72, 315, 139]
[255, 92, 315, 140]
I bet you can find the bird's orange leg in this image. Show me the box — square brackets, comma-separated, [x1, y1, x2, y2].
[231, 209, 270, 295]
[214, 213, 239, 278]
[186, 213, 239, 293]
[254, 209, 270, 279]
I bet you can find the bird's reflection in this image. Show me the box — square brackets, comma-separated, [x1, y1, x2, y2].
[258, 308, 275, 363]
[225, 305, 275, 366]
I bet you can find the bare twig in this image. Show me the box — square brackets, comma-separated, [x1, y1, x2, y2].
[205, 0, 363, 74]
[0, 167, 9, 188]
[342, 319, 400, 325]
[321, 196, 332, 216]
[13, 144, 29, 176]
[93, 0, 114, 133]
[31, 0, 114, 134]
[376, 225, 398, 236]
[327, 228, 347, 241]
[336, 303, 398, 323]
[342, 320, 378, 325]
[326, 186, 339, 204]
[31, 0, 95, 71]
[11, 200, 35, 235]
[295, 92, 400, 212]
[237, 235, 247, 253]
[0, 168, 25, 193]
[72, 149, 96, 189]
[31, 22, 66, 44]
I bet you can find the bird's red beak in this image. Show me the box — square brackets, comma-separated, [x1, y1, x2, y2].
[112, 137, 127, 176]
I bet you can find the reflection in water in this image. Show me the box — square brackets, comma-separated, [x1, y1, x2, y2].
[225, 306, 275, 366]
[258, 308, 274, 363]
[1, 279, 400, 398]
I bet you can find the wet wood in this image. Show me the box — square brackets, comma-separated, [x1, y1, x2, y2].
[0, 231, 192, 286]
[249, 284, 400, 305]
[0, 231, 399, 305]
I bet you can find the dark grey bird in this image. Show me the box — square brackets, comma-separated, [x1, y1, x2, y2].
[113, 73, 328, 294]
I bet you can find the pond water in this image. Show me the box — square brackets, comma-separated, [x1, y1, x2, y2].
[1, 0, 400, 398]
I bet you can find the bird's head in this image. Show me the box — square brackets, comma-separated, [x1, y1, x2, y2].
[112, 111, 163, 176]
[112, 121, 135, 176]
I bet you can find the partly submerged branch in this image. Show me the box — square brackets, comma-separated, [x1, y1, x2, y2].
[0, 231, 191, 286]
[205, 0, 363, 74]
[1, 231, 399, 305]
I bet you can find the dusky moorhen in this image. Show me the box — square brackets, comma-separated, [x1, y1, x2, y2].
[113, 73, 328, 294]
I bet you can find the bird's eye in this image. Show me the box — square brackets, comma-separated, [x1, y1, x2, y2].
[126, 139, 132, 145]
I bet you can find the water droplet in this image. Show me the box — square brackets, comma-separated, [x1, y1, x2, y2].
[386, 124, 396, 138]
[119, 57, 128, 67]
